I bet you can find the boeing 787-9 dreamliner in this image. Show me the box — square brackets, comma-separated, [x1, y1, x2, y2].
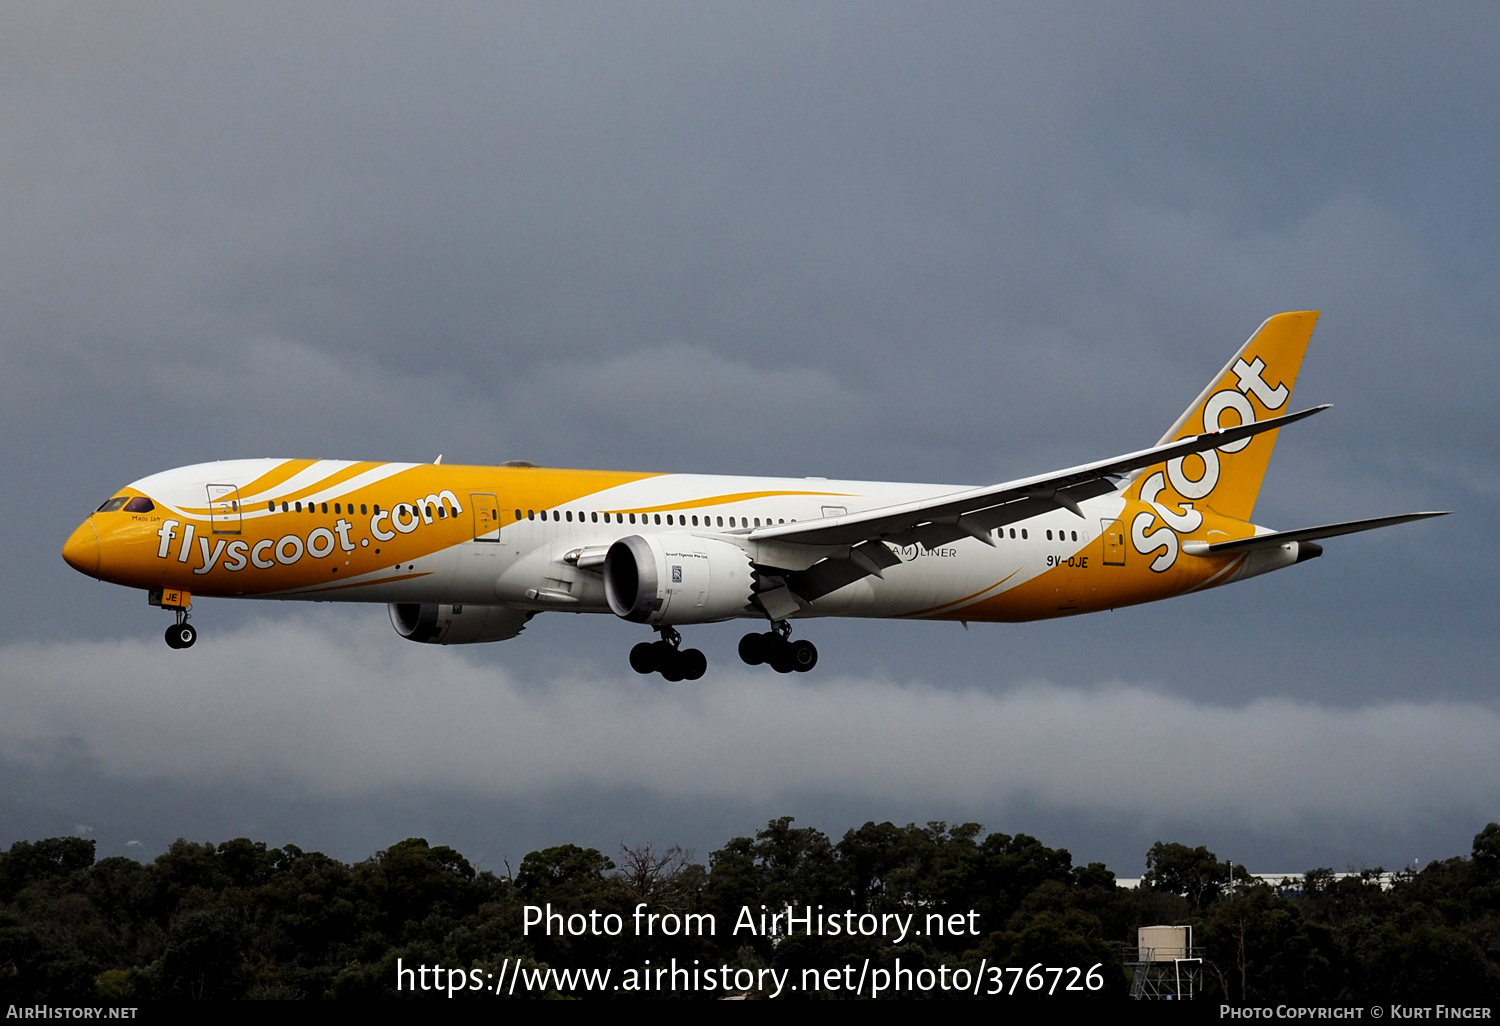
[62, 312, 1445, 679]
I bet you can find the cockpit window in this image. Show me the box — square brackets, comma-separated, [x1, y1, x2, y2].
[122, 497, 155, 513]
[96, 496, 129, 512]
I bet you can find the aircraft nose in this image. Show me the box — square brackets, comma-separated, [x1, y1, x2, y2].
[62, 520, 100, 578]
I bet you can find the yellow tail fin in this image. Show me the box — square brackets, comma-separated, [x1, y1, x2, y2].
[1125, 311, 1319, 521]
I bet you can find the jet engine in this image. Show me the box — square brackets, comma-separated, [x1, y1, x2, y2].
[388, 602, 532, 644]
[603, 533, 753, 625]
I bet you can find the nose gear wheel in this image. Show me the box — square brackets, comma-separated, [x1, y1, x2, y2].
[162, 606, 196, 649]
[164, 621, 196, 649]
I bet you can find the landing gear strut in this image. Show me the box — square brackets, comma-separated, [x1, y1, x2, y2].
[629, 626, 707, 681]
[738, 621, 816, 673]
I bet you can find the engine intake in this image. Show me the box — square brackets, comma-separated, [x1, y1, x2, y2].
[603, 533, 752, 625]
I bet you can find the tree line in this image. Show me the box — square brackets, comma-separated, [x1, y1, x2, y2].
[1, 818, 1497, 1000]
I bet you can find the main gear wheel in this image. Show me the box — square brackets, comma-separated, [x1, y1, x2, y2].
[628, 627, 706, 680]
[738, 626, 816, 673]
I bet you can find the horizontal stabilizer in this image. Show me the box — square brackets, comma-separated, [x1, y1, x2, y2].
[1181, 511, 1450, 556]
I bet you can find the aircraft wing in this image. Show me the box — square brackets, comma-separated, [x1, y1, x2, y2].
[1180, 511, 1450, 556]
[751, 405, 1330, 552]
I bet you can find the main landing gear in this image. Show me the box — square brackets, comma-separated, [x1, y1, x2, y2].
[738, 621, 817, 673]
[629, 626, 707, 681]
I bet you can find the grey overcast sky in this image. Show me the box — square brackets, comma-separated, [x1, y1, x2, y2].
[2, 3, 1496, 875]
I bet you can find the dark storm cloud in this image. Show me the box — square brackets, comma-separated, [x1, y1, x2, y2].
[3, 4, 1495, 867]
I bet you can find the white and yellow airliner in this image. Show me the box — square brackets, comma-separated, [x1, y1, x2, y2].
[62, 312, 1445, 679]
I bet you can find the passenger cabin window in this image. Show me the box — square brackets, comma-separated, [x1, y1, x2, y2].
[267, 501, 275, 512]
[96, 497, 129, 513]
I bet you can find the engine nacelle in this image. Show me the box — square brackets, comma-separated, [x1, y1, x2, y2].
[388, 602, 532, 644]
[603, 533, 753, 625]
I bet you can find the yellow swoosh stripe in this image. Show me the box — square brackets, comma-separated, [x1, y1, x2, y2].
[898, 569, 1021, 617]
[611, 490, 854, 515]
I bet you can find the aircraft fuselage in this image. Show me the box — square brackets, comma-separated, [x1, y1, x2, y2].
[62, 460, 1292, 622]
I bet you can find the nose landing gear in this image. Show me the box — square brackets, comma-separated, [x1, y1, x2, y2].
[150, 588, 197, 649]
[629, 626, 707, 681]
[738, 621, 816, 673]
